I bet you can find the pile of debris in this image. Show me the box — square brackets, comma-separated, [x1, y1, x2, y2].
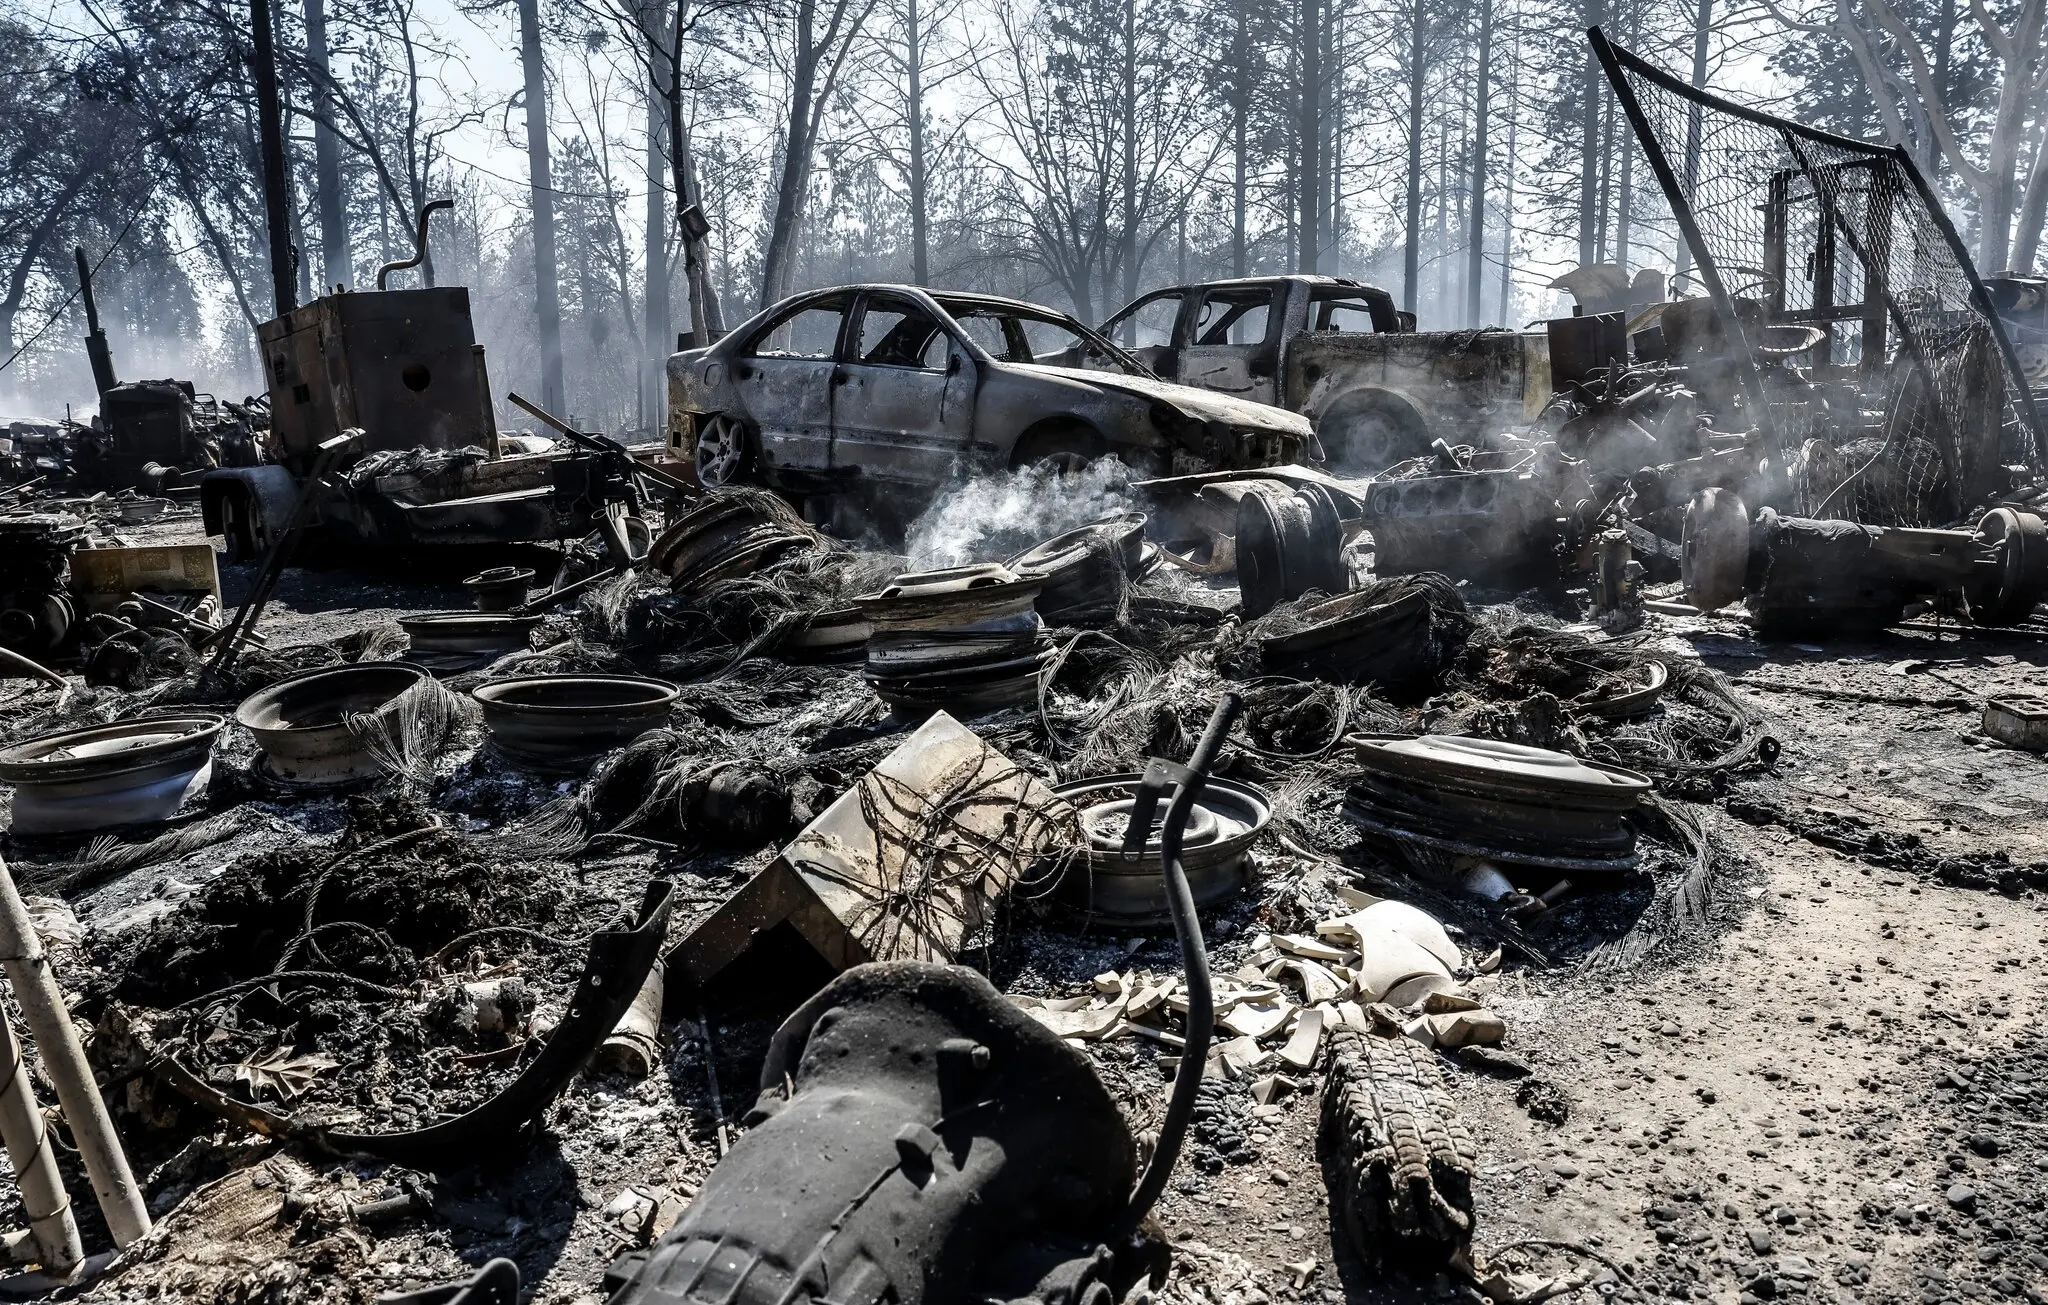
[1015, 889, 1504, 1074]
[0, 458, 1926, 1304]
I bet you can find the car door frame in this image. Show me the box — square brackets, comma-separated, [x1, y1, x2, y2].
[729, 290, 854, 476]
[1099, 287, 1187, 378]
[1176, 280, 1287, 404]
[827, 288, 980, 486]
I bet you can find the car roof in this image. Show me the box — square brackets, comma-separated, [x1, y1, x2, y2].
[788, 284, 1077, 318]
[1140, 274, 1393, 297]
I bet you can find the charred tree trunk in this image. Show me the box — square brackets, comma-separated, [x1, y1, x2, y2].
[906, 0, 930, 285]
[289, 156, 313, 304]
[0, 175, 90, 361]
[249, 0, 297, 317]
[1326, 13, 1342, 275]
[1614, 0, 1635, 270]
[1976, 0, 2041, 276]
[1120, 0, 1139, 314]
[663, 0, 723, 343]
[675, 117, 725, 341]
[1463, 0, 1491, 327]
[1932, 0, 1957, 176]
[760, 0, 821, 308]
[305, 0, 351, 292]
[1296, 0, 1322, 274]
[1594, 94, 1613, 264]
[1231, 2, 1249, 278]
[1498, 33, 1519, 323]
[519, 0, 566, 412]
[1434, 119, 1449, 316]
[759, 0, 868, 309]
[641, 0, 670, 427]
[1402, 0, 1425, 313]
[2013, 128, 2048, 272]
[1578, 0, 1604, 268]
[1676, 0, 1710, 278]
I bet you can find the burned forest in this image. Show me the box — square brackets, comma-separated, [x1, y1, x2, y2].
[1, 0, 2047, 1297]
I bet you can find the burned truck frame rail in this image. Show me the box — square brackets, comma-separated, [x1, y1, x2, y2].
[1590, 26, 2048, 527]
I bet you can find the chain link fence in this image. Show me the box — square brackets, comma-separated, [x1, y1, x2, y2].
[1592, 28, 2046, 527]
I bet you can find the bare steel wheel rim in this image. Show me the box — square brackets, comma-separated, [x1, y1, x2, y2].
[695, 414, 746, 486]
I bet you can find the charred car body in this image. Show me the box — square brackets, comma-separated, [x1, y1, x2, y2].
[666, 285, 1311, 520]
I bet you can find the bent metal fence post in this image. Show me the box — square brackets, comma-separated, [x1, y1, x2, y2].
[1588, 25, 2048, 529]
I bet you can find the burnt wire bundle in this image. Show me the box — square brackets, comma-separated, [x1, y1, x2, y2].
[625, 548, 902, 678]
[1442, 621, 1776, 790]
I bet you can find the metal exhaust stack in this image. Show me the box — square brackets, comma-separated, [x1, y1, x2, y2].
[74, 247, 117, 398]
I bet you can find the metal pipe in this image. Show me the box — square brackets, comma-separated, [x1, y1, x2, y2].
[0, 857, 150, 1247]
[0, 1007, 82, 1273]
[74, 248, 117, 397]
[1115, 691, 1242, 1238]
[376, 200, 455, 291]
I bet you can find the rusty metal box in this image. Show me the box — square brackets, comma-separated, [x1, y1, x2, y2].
[258, 289, 487, 466]
[69, 542, 221, 613]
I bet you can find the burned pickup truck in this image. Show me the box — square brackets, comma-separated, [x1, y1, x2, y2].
[1098, 275, 1551, 473]
[665, 285, 1311, 522]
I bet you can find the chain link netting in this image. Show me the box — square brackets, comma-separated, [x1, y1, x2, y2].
[1597, 32, 2046, 527]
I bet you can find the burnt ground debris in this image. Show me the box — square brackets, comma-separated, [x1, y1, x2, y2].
[2, 22, 2046, 1299]
[0, 492, 2035, 1305]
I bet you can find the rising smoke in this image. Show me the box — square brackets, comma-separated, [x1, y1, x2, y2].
[902, 459, 1139, 567]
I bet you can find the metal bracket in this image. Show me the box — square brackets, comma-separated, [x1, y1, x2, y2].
[1120, 758, 1196, 860]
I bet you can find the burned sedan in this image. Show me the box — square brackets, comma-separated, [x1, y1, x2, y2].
[666, 285, 1311, 503]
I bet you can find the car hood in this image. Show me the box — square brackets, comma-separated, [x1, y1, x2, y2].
[1010, 365, 1311, 435]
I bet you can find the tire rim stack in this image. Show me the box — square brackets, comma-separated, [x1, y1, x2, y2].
[854, 564, 1051, 714]
[1341, 733, 1652, 872]
[647, 493, 821, 596]
[1004, 512, 1158, 626]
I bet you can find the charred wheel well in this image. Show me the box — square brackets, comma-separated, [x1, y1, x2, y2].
[1008, 418, 1108, 469]
[1315, 386, 1431, 473]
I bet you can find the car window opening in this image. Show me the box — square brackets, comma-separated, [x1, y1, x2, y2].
[749, 299, 850, 360]
[1192, 286, 1275, 346]
[858, 299, 950, 369]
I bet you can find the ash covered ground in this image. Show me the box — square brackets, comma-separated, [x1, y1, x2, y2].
[0, 496, 2043, 1305]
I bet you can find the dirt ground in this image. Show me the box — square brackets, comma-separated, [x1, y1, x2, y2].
[2, 504, 2045, 1305]
[1141, 626, 2048, 1305]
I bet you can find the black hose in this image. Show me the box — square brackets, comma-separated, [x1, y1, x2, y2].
[1115, 691, 1242, 1238]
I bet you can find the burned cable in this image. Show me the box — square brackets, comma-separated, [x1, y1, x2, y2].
[1115, 690, 1242, 1239]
